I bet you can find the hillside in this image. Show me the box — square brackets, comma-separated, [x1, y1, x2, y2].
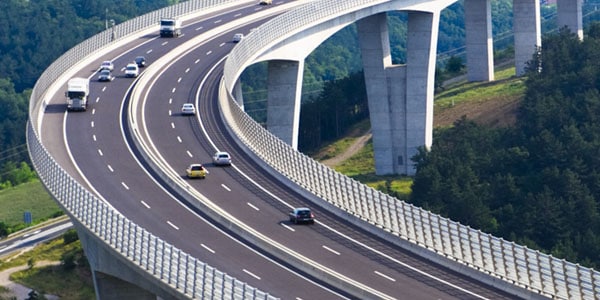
[319, 66, 524, 170]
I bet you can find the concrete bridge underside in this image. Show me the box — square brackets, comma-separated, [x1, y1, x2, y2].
[241, 0, 583, 175]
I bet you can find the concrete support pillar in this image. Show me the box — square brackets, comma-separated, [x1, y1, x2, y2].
[357, 13, 395, 175]
[74, 222, 178, 300]
[557, 0, 583, 39]
[405, 10, 439, 175]
[358, 11, 438, 176]
[513, 0, 541, 76]
[266, 60, 303, 149]
[464, 0, 494, 82]
[93, 271, 157, 300]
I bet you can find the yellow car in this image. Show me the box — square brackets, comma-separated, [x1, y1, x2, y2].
[186, 164, 208, 179]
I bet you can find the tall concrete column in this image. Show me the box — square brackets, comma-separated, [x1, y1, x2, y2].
[465, 0, 494, 82]
[75, 223, 179, 300]
[93, 272, 157, 300]
[357, 13, 395, 175]
[266, 60, 303, 149]
[405, 11, 439, 175]
[557, 0, 583, 39]
[513, 0, 541, 76]
[358, 11, 438, 176]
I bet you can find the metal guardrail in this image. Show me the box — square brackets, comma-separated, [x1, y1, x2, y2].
[27, 0, 277, 299]
[222, 0, 600, 299]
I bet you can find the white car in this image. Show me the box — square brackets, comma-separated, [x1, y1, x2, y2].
[232, 33, 244, 43]
[100, 60, 114, 71]
[125, 63, 139, 78]
[212, 151, 231, 166]
[259, 0, 272, 4]
[181, 103, 196, 115]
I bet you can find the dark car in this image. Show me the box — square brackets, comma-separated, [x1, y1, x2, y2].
[134, 56, 146, 67]
[289, 207, 315, 224]
[98, 69, 114, 82]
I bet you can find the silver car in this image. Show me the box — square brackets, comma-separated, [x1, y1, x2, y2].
[232, 33, 244, 43]
[212, 151, 231, 166]
[181, 103, 196, 115]
[100, 60, 114, 71]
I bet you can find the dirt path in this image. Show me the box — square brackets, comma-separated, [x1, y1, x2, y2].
[321, 131, 372, 168]
[0, 261, 60, 300]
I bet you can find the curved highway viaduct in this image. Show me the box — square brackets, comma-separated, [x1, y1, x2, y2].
[27, 0, 594, 299]
[229, 0, 584, 176]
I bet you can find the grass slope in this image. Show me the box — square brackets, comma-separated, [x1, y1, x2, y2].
[314, 66, 525, 198]
[0, 180, 62, 228]
[0, 181, 93, 299]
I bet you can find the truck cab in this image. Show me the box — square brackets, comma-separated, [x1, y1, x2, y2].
[65, 77, 89, 111]
[160, 17, 182, 37]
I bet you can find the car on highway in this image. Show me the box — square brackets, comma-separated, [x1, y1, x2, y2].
[186, 164, 208, 179]
[289, 207, 315, 224]
[181, 103, 196, 115]
[125, 63, 139, 78]
[232, 33, 244, 43]
[212, 151, 231, 166]
[134, 56, 147, 67]
[100, 60, 114, 71]
[98, 69, 114, 82]
[259, 0, 272, 4]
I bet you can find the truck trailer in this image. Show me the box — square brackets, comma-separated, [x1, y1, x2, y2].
[65, 77, 89, 111]
[160, 17, 181, 37]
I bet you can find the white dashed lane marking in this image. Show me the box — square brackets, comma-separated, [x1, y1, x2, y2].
[247, 202, 259, 211]
[243, 269, 261, 280]
[374, 270, 396, 282]
[322, 245, 340, 256]
[201, 244, 215, 254]
[167, 221, 179, 230]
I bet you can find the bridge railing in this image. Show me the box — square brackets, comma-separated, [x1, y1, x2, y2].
[222, 0, 600, 299]
[27, 0, 277, 299]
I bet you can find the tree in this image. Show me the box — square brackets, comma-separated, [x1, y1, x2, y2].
[444, 55, 464, 74]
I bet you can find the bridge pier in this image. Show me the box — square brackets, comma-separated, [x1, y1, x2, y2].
[513, 0, 541, 76]
[266, 60, 304, 150]
[74, 222, 180, 300]
[358, 10, 439, 175]
[465, 0, 494, 82]
[557, 0, 583, 39]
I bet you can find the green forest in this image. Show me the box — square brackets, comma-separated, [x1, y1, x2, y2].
[3, 0, 600, 269]
[411, 25, 600, 269]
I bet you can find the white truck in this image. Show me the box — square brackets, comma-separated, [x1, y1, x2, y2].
[159, 17, 181, 37]
[65, 77, 89, 111]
